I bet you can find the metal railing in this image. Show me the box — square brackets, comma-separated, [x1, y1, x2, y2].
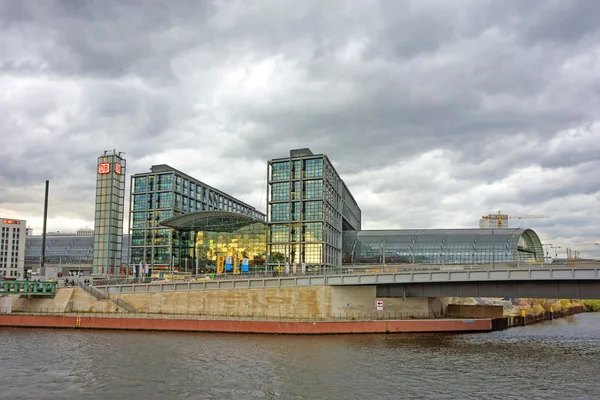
[78, 283, 137, 313]
[80, 283, 107, 300]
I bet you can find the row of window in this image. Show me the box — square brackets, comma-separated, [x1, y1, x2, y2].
[267, 243, 323, 264]
[134, 174, 174, 193]
[130, 246, 173, 264]
[269, 223, 323, 242]
[270, 200, 324, 222]
[0, 269, 21, 277]
[0, 236, 19, 244]
[270, 180, 324, 201]
[133, 174, 253, 215]
[270, 158, 324, 181]
[131, 211, 175, 228]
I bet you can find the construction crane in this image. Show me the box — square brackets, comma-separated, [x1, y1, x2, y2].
[480, 210, 550, 229]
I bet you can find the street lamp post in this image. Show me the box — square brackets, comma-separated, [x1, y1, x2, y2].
[492, 230, 495, 269]
[543, 243, 553, 264]
[552, 245, 561, 259]
[380, 236, 387, 272]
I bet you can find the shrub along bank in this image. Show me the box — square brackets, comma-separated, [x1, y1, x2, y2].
[582, 300, 600, 312]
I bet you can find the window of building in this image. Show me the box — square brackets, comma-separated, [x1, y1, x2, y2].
[133, 194, 147, 210]
[269, 225, 289, 243]
[133, 176, 148, 193]
[292, 160, 301, 179]
[303, 243, 322, 264]
[304, 180, 323, 199]
[271, 162, 290, 181]
[304, 201, 323, 220]
[304, 158, 323, 178]
[157, 192, 173, 209]
[154, 229, 171, 246]
[270, 203, 290, 222]
[131, 229, 145, 246]
[303, 222, 323, 241]
[132, 212, 146, 228]
[157, 174, 173, 191]
[270, 182, 290, 201]
[153, 247, 171, 264]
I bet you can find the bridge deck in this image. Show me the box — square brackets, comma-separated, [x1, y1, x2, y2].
[0, 281, 57, 296]
[95, 266, 600, 296]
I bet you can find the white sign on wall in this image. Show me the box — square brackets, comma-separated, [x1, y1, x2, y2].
[376, 299, 384, 311]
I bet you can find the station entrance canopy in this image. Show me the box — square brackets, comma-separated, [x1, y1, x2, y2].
[159, 211, 267, 274]
[160, 211, 266, 233]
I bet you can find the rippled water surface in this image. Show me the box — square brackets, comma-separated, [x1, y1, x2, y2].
[1, 313, 599, 400]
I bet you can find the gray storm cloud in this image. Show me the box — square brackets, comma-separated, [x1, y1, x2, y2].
[0, 0, 599, 256]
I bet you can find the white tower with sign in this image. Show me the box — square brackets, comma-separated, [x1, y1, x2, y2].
[92, 150, 126, 275]
[0, 218, 26, 279]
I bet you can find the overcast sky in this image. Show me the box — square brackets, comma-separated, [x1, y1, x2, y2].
[1, 0, 599, 258]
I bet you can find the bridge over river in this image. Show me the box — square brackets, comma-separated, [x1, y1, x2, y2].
[96, 265, 600, 300]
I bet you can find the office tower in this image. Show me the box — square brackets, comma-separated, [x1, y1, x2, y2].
[129, 164, 264, 271]
[266, 148, 361, 271]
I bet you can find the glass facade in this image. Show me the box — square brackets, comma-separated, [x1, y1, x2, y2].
[93, 151, 126, 275]
[194, 222, 266, 273]
[266, 149, 361, 270]
[129, 164, 265, 270]
[342, 229, 545, 266]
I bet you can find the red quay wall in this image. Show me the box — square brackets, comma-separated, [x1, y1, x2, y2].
[0, 315, 492, 334]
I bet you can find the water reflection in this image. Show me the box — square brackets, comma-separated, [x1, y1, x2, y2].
[0, 313, 599, 400]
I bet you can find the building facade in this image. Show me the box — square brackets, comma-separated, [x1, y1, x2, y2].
[266, 148, 361, 271]
[129, 164, 265, 271]
[93, 150, 126, 275]
[1, 218, 26, 279]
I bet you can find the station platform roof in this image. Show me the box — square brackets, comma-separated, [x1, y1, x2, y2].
[159, 211, 266, 233]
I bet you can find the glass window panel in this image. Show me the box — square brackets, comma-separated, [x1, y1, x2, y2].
[271, 161, 290, 181]
[304, 158, 323, 178]
[304, 180, 323, 199]
[271, 182, 290, 201]
[270, 203, 290, 222]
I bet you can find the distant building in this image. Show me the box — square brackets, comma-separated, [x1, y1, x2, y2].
[479, 213, 509, 228]
[77, 228, 94, 236]
[93, 150, 126, 275]
[266, 148, 361, 271]
[26, 228, 33, 236]
[1, 218, 26, 279]
[128, 164, 265, 271]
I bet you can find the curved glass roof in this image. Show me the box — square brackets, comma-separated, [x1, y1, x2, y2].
[342, 228, 544, 265]
[160, 211, 266, 233]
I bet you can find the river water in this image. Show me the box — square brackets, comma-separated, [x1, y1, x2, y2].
[1, 313, 599, 400]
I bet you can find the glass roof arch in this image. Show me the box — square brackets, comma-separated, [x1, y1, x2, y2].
[342, 228, 544, 265]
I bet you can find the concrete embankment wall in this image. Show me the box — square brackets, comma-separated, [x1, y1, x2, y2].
[9, 288, 120, 313]
[7, 286, 447, 319]
[112, 286, 445, 319]
[0, 315, 492, 334]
